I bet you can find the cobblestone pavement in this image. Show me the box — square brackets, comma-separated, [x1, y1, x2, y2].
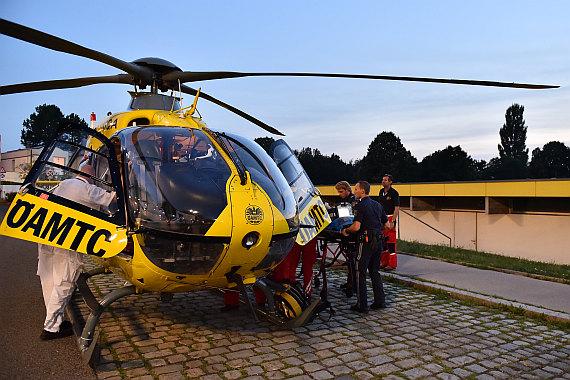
[80, 259, 570, 380]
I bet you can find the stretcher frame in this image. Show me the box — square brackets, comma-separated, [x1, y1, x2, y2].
[314, 230, 355, 288]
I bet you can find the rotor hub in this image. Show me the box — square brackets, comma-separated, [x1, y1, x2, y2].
[131, 58, 182, 92]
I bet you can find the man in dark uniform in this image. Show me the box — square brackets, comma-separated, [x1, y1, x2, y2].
[335, 181, 357, 207]
[342, 180, 391, 313]
[378, 174, 400, 270]
[335, 181, 357, 297]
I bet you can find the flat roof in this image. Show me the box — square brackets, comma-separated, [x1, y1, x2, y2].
[317, 179, 570, 198]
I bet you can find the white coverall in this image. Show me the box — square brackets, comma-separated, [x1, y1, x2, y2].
[37, 177, 115, 332]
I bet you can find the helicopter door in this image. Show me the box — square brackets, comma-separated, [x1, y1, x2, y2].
[269, 140, 331, 244]
[0, 123, 128, 258]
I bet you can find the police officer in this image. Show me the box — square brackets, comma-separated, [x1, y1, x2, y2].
[342, 180, 391, 313]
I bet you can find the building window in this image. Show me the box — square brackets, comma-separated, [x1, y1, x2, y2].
[52, 156, 65, 166]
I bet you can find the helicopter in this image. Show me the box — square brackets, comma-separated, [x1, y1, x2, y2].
[0, 18, 558, 365]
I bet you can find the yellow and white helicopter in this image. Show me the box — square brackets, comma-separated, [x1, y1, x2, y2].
[0, 18, 557, 364]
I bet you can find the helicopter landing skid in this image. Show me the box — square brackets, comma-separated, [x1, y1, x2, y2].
[66, 268, 137, 367]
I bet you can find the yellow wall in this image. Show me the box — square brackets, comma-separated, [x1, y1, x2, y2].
[318, 179, 570, 198]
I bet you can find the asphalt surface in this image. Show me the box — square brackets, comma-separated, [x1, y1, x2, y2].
[1, 202, 569, 379]
[0, 203, 96, 380]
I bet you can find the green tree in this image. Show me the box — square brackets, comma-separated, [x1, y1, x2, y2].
[295, 147, 357, 185]
[484, 103, 530, 179]
[473, 159, 487, 179]
[358, 131, 418, 182]
[20, 104, 88, 147]
[254, 136, 276, 153]
[483, 156, 528, 180]
[419, 145, 478, 181]
[529, 141, 570, 178]
[498, 103, 529, 164]
[21, 104, 65, 147]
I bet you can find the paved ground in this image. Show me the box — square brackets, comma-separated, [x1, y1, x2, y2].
[83, 258, 569, 380]
[2, 201, 569, 379]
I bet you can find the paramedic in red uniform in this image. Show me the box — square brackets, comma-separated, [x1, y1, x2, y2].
[378, 174, 399, 270]
[224, 238, 318, 311]
[286, 237, 318, 298]
[223, 253, 294, 311]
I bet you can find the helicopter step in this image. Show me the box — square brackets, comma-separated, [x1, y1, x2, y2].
[66, 267, 137, 367]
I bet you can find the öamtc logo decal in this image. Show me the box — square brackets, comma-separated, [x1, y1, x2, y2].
[245, 205, 264, 225]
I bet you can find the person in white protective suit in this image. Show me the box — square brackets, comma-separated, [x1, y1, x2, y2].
[38, 164, 115, 340]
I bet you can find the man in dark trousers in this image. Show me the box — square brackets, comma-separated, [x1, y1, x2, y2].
[335, 181, 358, 296]
[342, 180, 391, 313]
[378, 174, 400, 270]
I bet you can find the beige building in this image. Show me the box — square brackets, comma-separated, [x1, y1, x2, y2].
[0, 147, 43, 183]
[318, 180, 570, 265]
[0, 146, 70, 199]
[0, 146, 71, 182]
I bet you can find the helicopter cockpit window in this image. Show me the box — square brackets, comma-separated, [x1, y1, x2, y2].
[129, 93, 182, 112]
[28, 126, 124, 224]
[218, 133, 297, 223]
[119, 127, 231, 234]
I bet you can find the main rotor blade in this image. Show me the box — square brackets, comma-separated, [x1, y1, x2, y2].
[166, 71, 559, 90]
[0, 74, 133, 95]
[0, 18, 151, 80]
[180, 85, 285, 136]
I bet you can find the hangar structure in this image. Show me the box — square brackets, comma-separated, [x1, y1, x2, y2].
[318, 179, 570, 265]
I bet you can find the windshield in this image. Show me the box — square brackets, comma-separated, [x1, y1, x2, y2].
[119, 127, 231, 233]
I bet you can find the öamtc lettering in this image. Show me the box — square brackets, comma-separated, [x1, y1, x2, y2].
[6, 198, 113, 257]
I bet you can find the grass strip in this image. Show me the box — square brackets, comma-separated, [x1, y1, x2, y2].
[398, 240, 570, 283]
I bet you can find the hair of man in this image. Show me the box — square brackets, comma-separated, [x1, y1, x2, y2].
[335, 181, 351, 191]
[357, 180, 371, 195]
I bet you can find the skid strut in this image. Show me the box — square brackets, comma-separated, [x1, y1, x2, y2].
[67, 267, 137, 367]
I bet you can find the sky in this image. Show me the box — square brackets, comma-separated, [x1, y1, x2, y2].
[1, 1, 569, 163]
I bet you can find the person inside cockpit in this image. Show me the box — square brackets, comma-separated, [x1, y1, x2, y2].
[189, 138, 211, 159]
